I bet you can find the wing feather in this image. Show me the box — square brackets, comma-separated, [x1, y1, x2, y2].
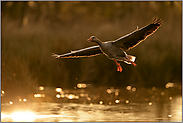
[113, 17, 163, 51]
[52, 45, 103, 59]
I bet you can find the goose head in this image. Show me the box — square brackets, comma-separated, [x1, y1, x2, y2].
[87, 36, 99, 42]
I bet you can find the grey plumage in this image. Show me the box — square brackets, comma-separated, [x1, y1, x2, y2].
[52, 17, 162, 72]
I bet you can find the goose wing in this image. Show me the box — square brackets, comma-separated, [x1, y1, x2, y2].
[113, 17, 162, 51]
[52, 45, 103, 59]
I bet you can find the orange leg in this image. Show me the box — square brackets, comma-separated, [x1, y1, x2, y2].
[125, 57, 137, 66]
[114, 60, 122, 72]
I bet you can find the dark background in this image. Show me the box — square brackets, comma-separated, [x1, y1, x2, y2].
[1, 1, 182, 97]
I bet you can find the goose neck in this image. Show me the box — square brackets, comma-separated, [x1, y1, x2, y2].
[94, 39, 102, 45]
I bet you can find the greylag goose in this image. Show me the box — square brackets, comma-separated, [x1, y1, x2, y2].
[52, 17, 162, 72]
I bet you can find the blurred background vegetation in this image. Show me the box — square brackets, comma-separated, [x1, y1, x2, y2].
[1, 1, 182, 98]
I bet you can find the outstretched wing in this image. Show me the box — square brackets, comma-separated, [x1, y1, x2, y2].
[113, 17, 163, 51]
[52, 45, 103, 59]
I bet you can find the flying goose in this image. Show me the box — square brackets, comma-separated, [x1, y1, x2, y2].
[52, 17, 162, 72]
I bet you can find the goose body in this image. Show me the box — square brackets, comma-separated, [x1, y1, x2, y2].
[52, 17, 162, 72]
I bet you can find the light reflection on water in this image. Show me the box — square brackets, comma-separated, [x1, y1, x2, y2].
[1, 96, 182, 122]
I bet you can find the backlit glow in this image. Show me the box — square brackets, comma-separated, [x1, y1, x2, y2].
[68, 94, 75, 99]
[115, 92, 119, 96]
[75, 96, 79, 99]
[80, 93, 85, 97]
[126, 86, 131, 91]
[1, 90, 5, 96]
[34, 94, 45, 98]
[169, 97, 173, 100]
[161, 92, 165, 96]
[77, 83, 87, 88]
[55, 88, 62, 93]
[125, 100, 129, 104]
[61, 94, 65, 98]
[87, 97, 91, 101]
[56, 94, 61, 98]
[99, 101, 103, 104]
[23, 98, 27, 102]
[115, 99, 120, 104]
[39, 86, 44, 90]
[9, 101, 13, 105]
[165, 82, 174, 88]
[149, 102, 152, 105]
[11, 111, 35, 122]
[107, 89, 112, 94]
[132, 87, 136, 92]
[107, 87, 116, 94]
[2, 90, 5, 94]
[65, 94, 79, 99]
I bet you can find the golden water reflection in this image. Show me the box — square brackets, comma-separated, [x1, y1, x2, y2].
[1, 95, 182, 122]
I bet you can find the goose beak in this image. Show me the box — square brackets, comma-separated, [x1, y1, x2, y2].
[87, 38, 92, 42]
